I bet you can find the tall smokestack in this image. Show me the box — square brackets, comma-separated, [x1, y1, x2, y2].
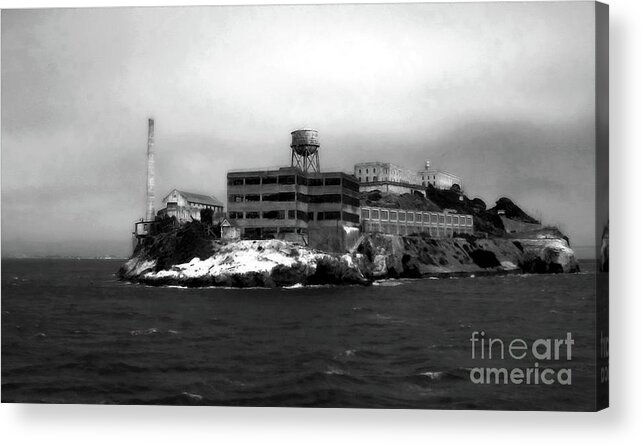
[145, 118, 155, 221]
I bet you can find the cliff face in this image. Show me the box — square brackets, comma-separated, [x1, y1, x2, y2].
[357, 232, 579, 278]
[510, 231, 580, 274]
[119, 239, 369, 287]
[119, 227, 578, 288]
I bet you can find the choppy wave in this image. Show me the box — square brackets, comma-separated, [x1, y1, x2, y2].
[1, 258, 598, 410]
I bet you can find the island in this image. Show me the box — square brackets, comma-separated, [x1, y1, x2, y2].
[119, 189, 579, 288]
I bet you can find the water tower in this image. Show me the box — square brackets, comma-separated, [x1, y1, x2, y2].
[290, 129, 320, 173]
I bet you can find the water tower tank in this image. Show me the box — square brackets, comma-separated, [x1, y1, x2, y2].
[291, 129, 320, 156]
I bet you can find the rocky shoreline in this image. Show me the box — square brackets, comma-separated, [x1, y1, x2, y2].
[118, 227, 579, 288]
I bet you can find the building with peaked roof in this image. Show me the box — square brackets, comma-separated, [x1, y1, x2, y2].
[157, 189, 224, 223]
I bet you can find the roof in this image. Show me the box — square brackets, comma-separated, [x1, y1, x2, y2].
[169, 189, 224, 207]
[213, 216, 239, 228]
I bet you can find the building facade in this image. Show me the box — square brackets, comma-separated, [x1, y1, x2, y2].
[354, 160, 462, 193]
[226, 167, 361, 244]
[157, 189, 224, 223]
[360, 206, 474, 237]
[418, 162, 462, 190]
[354, 162, 419, 184]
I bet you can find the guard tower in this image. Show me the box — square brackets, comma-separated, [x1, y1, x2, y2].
[290, 129, 320, 173]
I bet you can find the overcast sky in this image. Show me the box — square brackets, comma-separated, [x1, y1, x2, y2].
[1, 2, 597, 258]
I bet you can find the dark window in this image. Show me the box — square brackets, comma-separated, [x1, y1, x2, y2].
[308, 212, 315, 221]
[342, 212, 360, 223]
[361, 209, 370, 219]
[245, 177, 261, 185]
[309, 194, 341, 203]
[278, 192, 296, 202]
[343, 179, 360, 192]
[228, 194, 243, 203]
[244, 228, 262, 239]
[229, 211, 243, 219]
[296, 193, 310, 203]
[228, 178, 244, 186]
[263, 210, 285, 220]
[288, 210, 296, 219]
[262, 193, 279, 202]
[263, 228, 278, 239]
[399, 212, 406, 222]
[308, 178, 324, 186]
[297, 210, 309, 222]
[381, 210, 389, 220]
[342, 195, 360, 207]
[322, 211, 341, 220]
[245, 194, 260, 201]
[262, 176, 277, 184]
[297, 175, 308, 186]
[246, 212, 260, 219]
[278, 175, 295, 185]
[324, 177, 341, 186]
[371, 210, 380, 219]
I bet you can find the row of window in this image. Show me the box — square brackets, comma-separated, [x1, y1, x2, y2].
[187, 202, 220, 210]
[357, 167, 390, 175]
[227, 175, 359, 191]
[361, 208, 473, 226]
[228, 193, 360, 207]
[228, 210, 359, 223]
[165, 201, 220, 210]
[243, 227, 308, 238]
[363, 221, 474, 237]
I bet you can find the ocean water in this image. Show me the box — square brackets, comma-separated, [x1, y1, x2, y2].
[1, 259, 597, 410]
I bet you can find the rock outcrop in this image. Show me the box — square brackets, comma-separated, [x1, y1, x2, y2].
[511, 231, 580, 274]
[119, 239, 369, 287]
[119, 227, 579, 288]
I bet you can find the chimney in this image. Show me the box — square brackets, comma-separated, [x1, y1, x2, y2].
[145, 118, 155, 221]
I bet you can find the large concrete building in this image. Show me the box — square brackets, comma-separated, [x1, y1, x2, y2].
[354, 162, 426, 195]
[226, 130, 361, 251]
[354, 159, 462, 193]
[157, 189, 224, 223]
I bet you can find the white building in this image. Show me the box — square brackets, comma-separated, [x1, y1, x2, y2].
[354, 160, 462, 193]
[354, 162, 419, 184]
[158, 189, 224, 223]
[418, 161, 462, 190]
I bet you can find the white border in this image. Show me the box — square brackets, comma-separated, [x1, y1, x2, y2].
[1, 0, 640, 443]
